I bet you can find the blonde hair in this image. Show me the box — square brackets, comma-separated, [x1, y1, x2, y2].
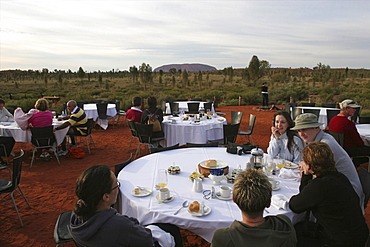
[35, 98, 49, 111]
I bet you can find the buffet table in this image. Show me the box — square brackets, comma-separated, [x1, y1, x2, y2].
[117, 147, 301, 242]
[160, 116, 226, 147]
[83, 103, 117, 129]
[356, 124, 370, 146]
[0, 119, 69, 145]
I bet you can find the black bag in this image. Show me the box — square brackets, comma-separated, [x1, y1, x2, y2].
[294, 211, 321, 247]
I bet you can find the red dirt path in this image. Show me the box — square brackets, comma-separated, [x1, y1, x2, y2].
[0, 105, 368, 246]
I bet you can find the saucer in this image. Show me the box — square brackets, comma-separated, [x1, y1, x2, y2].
[272, 185, 280, 191]
[155, 193, 175, 203]
[215, 192, 232, 201]
[131, 187, 152, 197]
[187, 205, 211, 216]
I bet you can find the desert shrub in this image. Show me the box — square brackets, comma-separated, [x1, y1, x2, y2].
[243, 90, 260, 105]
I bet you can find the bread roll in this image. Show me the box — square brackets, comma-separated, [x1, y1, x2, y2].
[205, 160, 217, 167]
[189, 201, 200, 212]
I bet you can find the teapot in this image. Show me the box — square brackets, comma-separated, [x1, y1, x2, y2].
[192, 177, 203, 193]
[250, 146, 264, 169]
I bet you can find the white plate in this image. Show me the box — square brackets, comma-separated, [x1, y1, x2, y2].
[199, 160, 228, 169]
[272, 185, 280, 191]
[187, 205, 211, 217]
[0, 122, 12, 126]
[155, 193, 175, 203]
[215, 192, 232, 201]
[131, 187, 152, 197]
[284, 162, 299, 169]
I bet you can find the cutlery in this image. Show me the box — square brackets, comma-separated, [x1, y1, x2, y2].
[174, 200, 189, 215]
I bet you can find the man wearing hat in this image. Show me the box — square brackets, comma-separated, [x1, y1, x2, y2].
[291, 113, 365, 211]
[328, 99, 370, 167]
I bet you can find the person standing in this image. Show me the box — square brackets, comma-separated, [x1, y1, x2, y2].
[261, 82, 268, 107]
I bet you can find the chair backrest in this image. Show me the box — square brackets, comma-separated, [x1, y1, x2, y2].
[187, 103, 200, 113]
[187, 142, 218, 147]
[359, 117, 370, 124]
[11, 150, 25, 190]
[128, 120, 138, 137]
[77, 102, 85, 109]
[302, 108, 320, 119]
[86, 119, 95, 135]
[326, 109, 340, 126]
[321, 103, 337, 108]
[135, 122, 153, 144]
[248, 114, 257, 133]
[351, 106, 362, 123]
[359, 167, 370, 209]
[160, 100, 167, 114]
[0, 136, 15, 157]
[114, 153, 133, 177]
[54, 211, 76, 245]
[169, 102, 179, 114]
[30, 126, 56, 148]
[231, 111, 243, 125]
[115, 100, 120, 113]
[223, 123, 240, 144]
[284, 104, 291, 114]
[292, 107, 302, 120]
[150, 143, 180, 153]
[326, 130, 344, 147]
[301, 103, 315, 107]
[203, 102, 212, 112]
[289, 103, 298, 107]
[96, 103, 108, 116]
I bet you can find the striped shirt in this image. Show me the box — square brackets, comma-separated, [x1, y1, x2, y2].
[68, 107, 88, 135]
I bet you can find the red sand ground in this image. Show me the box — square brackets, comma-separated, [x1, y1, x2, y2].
[0, 105, 369, 246]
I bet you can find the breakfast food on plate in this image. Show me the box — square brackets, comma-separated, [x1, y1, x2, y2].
[189, 201, 200, 212]
[189, 172, 204, 181]
[286, 162, 292, 167]
[168, 165, 181, 175]
[134, 188, 140, 195]
[205, 160, 217, 167]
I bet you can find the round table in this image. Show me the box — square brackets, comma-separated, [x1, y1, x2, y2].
[160, 116, 226, 147]
[83, 103, 117, 129]
[117, 147, 301, 242]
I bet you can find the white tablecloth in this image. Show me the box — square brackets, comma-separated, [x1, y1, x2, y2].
[160, 116, 226, 147]
[356, 124, 370, 146]
[294, 106, 338, 129]
[165, 101, 214, 114]
[83, 103, 117, 129]
[0, 120, 69, 145]
[117, 147, 301, 242]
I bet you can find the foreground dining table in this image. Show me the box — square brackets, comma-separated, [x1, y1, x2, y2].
[160, 116, 226, 147]
[0, 119, 69, 145]
[117, 147, 301, 242]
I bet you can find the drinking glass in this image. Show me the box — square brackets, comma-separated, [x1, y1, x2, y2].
[276, 153, 286, 169]
[156, 169, 168, 189]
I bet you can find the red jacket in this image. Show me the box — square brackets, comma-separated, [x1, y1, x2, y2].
[328, 115, 364, 148]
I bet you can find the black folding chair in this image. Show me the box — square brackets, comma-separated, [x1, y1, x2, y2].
[30, 126, 60, 168]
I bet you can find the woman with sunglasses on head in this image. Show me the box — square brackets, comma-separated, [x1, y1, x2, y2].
[267, 111, 305, 164]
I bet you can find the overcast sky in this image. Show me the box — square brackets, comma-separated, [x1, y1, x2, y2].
[1, 0, 369, 72]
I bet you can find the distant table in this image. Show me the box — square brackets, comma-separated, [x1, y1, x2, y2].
[160, 116, 226, 147]
[294, 106, 336, 129]
[118, 147, 301, 242]
[0, 120, 69, 145]
[356, 124, 370, 146]
[83, 103, 117, 129]
[165, 101, 214, 114]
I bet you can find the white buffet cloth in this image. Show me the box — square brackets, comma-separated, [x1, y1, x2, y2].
[0, 119, 69, 145]
[160, 116, 226, 147]
[356, 124, 370, 146]
[117, 147, 301, 243]
[83, 103, 117, 129]
[165, 101, 214, 114]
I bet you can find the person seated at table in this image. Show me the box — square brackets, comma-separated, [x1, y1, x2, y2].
[55, 100, 87, 156]
[328, 99, 370, 167]
[0, 99, 14, 122]
[291, 113, 365, 211]
[70, 164, 182, 247]
[28, 98, 53, 128]
[289, 142, 369, 247]
[141, 96, 164, 138]
[126, 96, 143, 123]
[267, 111, 305, 164]
[211, 169, 297, 247]
[0, 136, 15, 166]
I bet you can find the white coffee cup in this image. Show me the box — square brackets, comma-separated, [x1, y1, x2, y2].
[268, 178, 280, 189]
[220, 186, 231, 198]
[159, 188, 170, 200]
[164, 116, 171, 121]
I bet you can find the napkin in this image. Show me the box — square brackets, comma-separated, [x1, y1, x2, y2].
[278, 168, 301, 181]
[145, 225, 175, 247]
[271, 194, 289, 210]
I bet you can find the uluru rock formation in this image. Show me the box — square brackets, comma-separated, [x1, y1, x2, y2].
[154, 63, 217, 72]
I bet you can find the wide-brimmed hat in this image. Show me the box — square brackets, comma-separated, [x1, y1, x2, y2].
[339, 99, 361, 110]
[291, 113, 324, 130]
